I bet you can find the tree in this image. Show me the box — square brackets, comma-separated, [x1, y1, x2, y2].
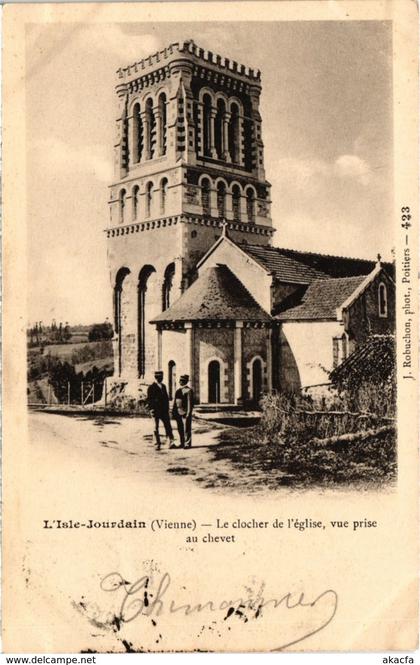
[88, 322, 114, 342]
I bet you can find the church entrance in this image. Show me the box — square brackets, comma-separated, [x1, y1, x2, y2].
[252, 358, 263, 402]
[208, 360, 221, 403]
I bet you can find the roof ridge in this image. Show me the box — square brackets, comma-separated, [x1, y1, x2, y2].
[310, 274, 367, 284]
[246, 243, 380, 264]
[275, 246, 376, 262]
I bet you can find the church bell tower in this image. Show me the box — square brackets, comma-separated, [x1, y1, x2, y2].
[106, 39, 273, 390]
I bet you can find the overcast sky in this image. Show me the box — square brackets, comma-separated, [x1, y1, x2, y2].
[27, 20, 393, 325]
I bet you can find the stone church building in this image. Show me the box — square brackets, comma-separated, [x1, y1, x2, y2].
[106, 40, 395, 405]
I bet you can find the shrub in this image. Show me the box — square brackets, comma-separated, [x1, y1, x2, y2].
[330, 334, 396, 417]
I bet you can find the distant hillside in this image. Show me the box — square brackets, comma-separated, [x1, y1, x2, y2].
[27, 340, 114, 405]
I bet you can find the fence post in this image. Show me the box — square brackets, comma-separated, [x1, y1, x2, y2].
[67, 382, 70, 406]
[81, 381, 84, 405]
[92, 382, 95, 406]
[104, 378, 107, 408]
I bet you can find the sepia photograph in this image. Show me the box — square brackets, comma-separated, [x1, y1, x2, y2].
[27, 19, 396, 491]
[3, 0, 418, 654]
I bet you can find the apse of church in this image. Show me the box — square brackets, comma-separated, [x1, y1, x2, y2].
[106, 40, 274, 397]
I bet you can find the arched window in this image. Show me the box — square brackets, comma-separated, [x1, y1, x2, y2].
[162, 262, 175, 311]
[132, 103, 143, 163]
[201, 178, 211, 216]
[132, 185, 139, 220]
[215, 99, 226, 160]
[229, 103, 240, 164]
[146, 182, 153, 218]
[168, 361, 176, 400]
[119, 189, 126, 224]
[203, 94, 212, 157]
[138, 265, 156, 377]
[158, 93, 167, 156]
[114, 267, 130, 376]
[160, 178, 168, 215]
[217, 181, 226, 219]
[145, 98, 155, 159]
[232, 184, 241, 222]
[246, 187, 256, 223]
[378, 282, 388, 317]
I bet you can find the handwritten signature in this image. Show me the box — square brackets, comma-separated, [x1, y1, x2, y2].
[98, 571, 338, 650]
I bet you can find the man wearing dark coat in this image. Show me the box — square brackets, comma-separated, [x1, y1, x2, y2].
[147, 370, 175, 449]
[172, 374, 194, 448]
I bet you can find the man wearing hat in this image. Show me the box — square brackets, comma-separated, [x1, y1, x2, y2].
[147, 370, 175, 449]
[172, 375, 194, 448]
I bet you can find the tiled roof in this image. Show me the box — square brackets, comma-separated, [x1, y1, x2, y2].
[243, 244, 391, 281]
[276, 275, 366, 321]
[243, 245, 329, 283]
[151, 265, 272, 323]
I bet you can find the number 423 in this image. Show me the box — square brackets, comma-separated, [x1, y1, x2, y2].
[401, 206, 411, 229]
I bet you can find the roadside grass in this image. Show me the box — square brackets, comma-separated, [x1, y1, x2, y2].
[212, 425, 396, 489]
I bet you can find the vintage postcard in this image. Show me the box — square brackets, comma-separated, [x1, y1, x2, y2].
[3, 0, 419, 654]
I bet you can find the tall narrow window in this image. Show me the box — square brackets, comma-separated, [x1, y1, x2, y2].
[201, 178, 211, 216]
[217, 182, 226, 219]
[160, 178, 168, 215]
[146, 182, 153, 218]
[162, 262, 175, 311]
[232, 184, 241, 222]
[246, 187, 256, 223]
[229, 103, 240, 164]
[132, 103, 143, 163]
[145, 98, 155, 159]
[132, 185, 139, 220]
[121, 105, 129, 171]
[119, 189, 126, 224]
[168, 361, 176, 400]
[378, 282, 388, 317]
[203, 94, 212, 157]
[158, 93, 167, 156]
[215, 99, 225, 160]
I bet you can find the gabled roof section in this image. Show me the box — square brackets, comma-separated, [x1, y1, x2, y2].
[243, 245, 330, 284]
[151, 265, 272, 324]
[196, 232, 271, 275]
[276, 275, 366, 321]
[336, 263, 385, 319]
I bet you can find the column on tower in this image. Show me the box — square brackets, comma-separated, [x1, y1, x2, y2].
[142, 109, 151, 161]
[236, 111, 245, 168]
[209, 108, 218, 159]
[154, 105, 163, 158]
[222, 111, 232, 162]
